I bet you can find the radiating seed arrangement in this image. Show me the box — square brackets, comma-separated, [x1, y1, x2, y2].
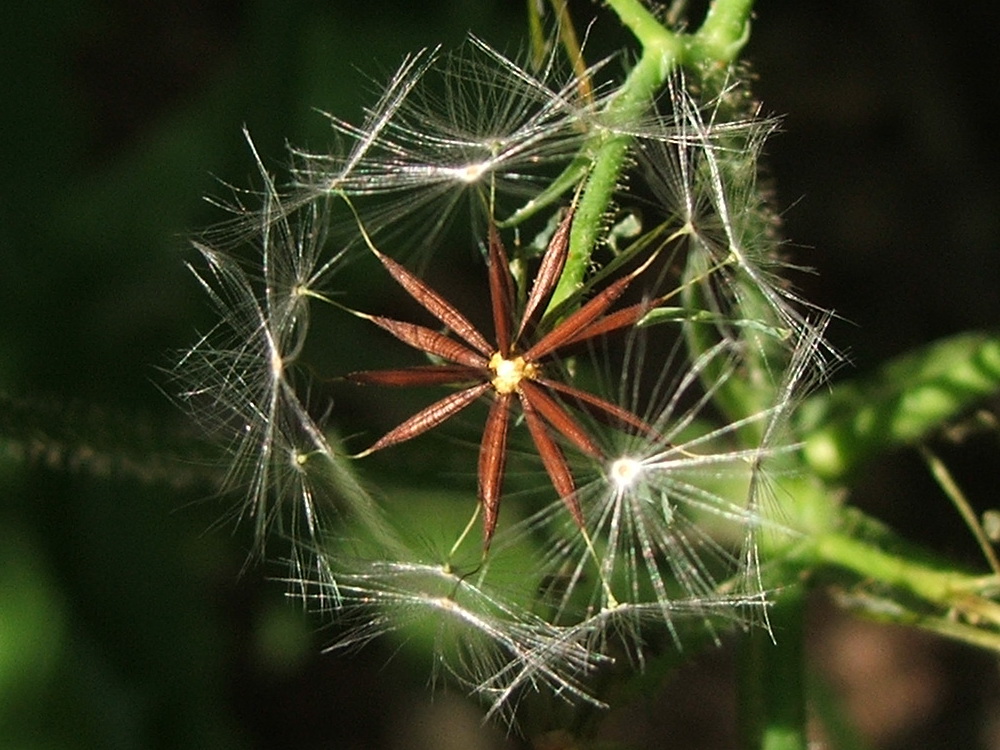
[345, 205, 667, 546]
[177, 28, 827, 721]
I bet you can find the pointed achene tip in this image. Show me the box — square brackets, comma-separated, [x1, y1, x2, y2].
[478, 486, 502, 552]
[478, 488, 586, 552]
[561, 490, 585, 530]
[480, 501, 500, 552]
[476, 471, 588, 554]
[481, 531, 494, 552]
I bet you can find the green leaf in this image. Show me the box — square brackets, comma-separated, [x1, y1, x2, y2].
[798, 331, 1000, 482]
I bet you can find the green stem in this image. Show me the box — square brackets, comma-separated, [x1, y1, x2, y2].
[548, 27, 683, 310]
[605, 0, 680, 50]
[809, 529, 1000, 618]
[547, 0, 755, 311]
[690, 0, 755, 63]
[740, 587, 808, 750]
[758, 470, 1000, 630]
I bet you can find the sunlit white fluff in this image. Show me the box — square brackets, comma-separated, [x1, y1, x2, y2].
[290, 556, 609, 723]
[174, 147, 369, 584]
[291, 36, 609, 252]
[635, 69, 837, 374]
[495, 312, 827, 654]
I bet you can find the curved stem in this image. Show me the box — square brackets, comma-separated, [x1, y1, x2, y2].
[690, 0, 755, 63]
[547, 0, 755, 311]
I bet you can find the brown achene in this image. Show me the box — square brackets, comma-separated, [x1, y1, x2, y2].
[349, 205, 659, 547]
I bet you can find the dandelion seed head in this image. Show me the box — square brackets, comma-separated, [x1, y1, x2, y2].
[172, 21, 844, 725]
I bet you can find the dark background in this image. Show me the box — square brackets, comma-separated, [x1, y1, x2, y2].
[1, 1, 998, 748]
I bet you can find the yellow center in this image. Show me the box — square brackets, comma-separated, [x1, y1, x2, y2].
[489, 352, 537, 394]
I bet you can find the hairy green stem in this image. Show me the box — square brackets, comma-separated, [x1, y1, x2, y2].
[547, 0, 754, 311]
[605, 0, 679, 50]
[690, 0, 755, 62]
[756, 462, 1000, 642]
[549, 31, 682, 309]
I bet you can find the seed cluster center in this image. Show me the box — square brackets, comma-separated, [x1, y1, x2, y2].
[489, 352, 537, 394]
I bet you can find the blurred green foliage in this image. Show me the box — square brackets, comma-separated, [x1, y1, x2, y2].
[0, 3, 525, 748]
